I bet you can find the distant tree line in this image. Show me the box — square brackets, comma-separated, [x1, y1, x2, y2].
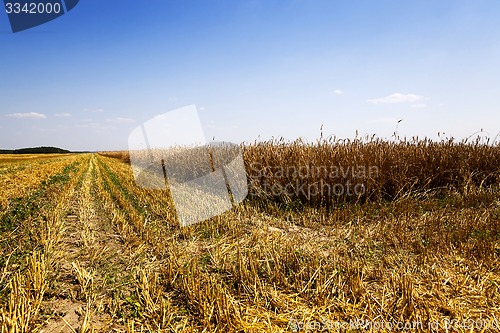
[0, 146, 70, 154]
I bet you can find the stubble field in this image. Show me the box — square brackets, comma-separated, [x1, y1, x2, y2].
[1, 138, 500, 332]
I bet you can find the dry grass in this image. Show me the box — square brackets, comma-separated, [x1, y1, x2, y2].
[99, 151, 130, 164]
[0, 154, 72, 164]
[1, 138, 500, 332]
[244, 136, 500, 207]
[0, 155, 79, 211]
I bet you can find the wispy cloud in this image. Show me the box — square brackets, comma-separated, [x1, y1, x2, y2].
[106, 117, 135, 124]
[368, 93, 424, 104]
[333, 89, 344, 95]
[54, 113, 71, 117]
[6, 112, 47, 119]
[168, 96, 178, 101]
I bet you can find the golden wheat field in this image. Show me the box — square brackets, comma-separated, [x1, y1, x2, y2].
[1, 138, 500, 332]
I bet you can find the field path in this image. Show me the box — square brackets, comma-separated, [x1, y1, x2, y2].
[40, 155, 142, 332]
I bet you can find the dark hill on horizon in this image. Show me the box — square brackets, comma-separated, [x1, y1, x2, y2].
[0, 146, 71, 154]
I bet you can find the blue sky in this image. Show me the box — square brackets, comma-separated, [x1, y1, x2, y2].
[1, 0, 500, 151]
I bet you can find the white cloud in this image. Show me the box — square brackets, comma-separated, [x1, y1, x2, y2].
[168, 97, 178, 101]
[410, 103, 427, 108]
[54, 113, 71, 117]
[106, 117, 135, 124]
[6, 112, 47, 119]
[333, 89, 344, 95]
[199, 106, 206, 111]
[368, 93, 424, 104]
